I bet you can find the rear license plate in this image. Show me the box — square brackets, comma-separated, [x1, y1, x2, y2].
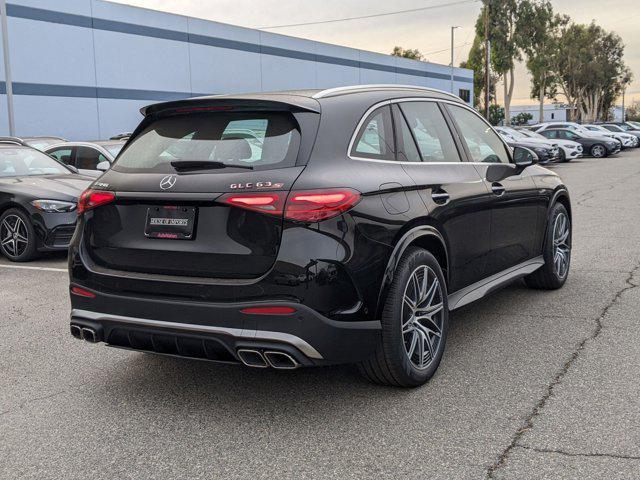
[145, 206, 196, 240]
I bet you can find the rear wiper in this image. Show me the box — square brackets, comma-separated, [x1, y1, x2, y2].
[170, 160, 253, 171]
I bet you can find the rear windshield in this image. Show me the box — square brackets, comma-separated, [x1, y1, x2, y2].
[114, 112, 301, 173]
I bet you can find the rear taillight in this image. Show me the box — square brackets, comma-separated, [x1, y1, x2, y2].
[218, 188, 360, 223]
[78, 189, 116, 214]
[285, 189, 360, 222]
[219, 192, 285, 215]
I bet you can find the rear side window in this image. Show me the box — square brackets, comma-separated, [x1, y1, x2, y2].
[48, 147, 74, 165]
[114, 112, 301, 173]
[447, 105, 510, 164]
[541, 130, 557, 139]
[76, 147, 107, 170]
[350, 106, 395, 160]
[399, 102, 461, 163]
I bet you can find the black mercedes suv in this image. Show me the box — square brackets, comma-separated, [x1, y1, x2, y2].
[69, 85, 572, 387]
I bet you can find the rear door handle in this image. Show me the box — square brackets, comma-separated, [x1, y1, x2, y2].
[491, 183, 506, 196]
[431, 189, 450, 204]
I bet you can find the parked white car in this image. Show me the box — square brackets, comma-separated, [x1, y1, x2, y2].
[583, 124, 638, 148]
[600, 124, 640, 147]
[515, 127, 583, 161]
[533, 122, 620, 144]
[45, 140, 125, 178]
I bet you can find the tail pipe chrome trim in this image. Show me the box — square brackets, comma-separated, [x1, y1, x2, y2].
[236, 349, 268, 368]
[70, 324, 82, 339]
[264, 351, 299, 370]
[81, 327, 98, 343]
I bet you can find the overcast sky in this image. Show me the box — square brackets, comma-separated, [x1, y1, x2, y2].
[116, 0, 640, 106]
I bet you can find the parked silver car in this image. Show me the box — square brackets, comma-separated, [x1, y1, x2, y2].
[45, 141, 126, 177]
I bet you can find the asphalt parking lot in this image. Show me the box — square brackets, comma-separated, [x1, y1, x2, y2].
[1, 151, 639, 479]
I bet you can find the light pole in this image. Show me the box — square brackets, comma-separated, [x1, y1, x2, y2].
[450, 26, 459, 95]
[0, 0, 15, 135]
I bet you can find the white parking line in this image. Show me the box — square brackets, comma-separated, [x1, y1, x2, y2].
[0, 264, 67, 273]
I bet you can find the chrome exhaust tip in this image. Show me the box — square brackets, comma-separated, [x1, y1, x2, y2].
[81, 327, 98, 343]
[237, 349, 268, 368]
[264, 351, 299, 370]
[70, 324, 83, 340]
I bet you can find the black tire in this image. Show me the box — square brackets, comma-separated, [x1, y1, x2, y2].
[524, 203, 571, 290]
[590, 144, 606, 158]
[559, 149, 570, 163]
[0, 208, 39, 262]
[358, 247, 449, 387]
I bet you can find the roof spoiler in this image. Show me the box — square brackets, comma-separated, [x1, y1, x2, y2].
[141, 95, 321, 117]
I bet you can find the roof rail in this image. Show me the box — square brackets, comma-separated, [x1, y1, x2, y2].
[312, 84, 462, 100]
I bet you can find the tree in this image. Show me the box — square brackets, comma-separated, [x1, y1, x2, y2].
[391, 46, 423, 61]
[511, 112, 533, 125]
[475, 0, 529, 125]
[488, 104, 505, 126]
[555, 22, 630, 122]
[625, 101, 640, 122]
[518, 1, 568, 122]
[460, 36, 498, 109]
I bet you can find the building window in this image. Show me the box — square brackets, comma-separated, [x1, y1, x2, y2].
[458, 89, 471, 103]
[551, 113, 555, 119]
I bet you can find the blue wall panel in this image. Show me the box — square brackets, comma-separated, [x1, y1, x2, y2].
[13, 95, 99, 139]
[96, 98, 146, 139]
[8, 17, 96, 86]
[0, 0, 474, 139]
[92, 30, 192, 92]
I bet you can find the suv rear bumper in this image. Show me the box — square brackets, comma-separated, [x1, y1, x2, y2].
[69, 289, 381, 367]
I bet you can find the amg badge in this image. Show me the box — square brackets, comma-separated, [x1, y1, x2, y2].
[229, 181, 284, 190]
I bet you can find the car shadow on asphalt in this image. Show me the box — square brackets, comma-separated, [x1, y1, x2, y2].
[89, 282, 533, 413]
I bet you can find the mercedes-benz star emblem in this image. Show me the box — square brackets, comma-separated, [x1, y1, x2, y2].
[159, 175, 177, 190]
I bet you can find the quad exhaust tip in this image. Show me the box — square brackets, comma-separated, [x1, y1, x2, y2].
[237, 349, 269, 368]
[70, 324, 100, 343]
[81, 328, 98, 343]
[70, 324, 82, 339]
[264, 351, 298, 370]
[237, 349, 299, 369]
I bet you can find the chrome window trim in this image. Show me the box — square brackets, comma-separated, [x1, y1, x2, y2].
[347, 97, 513, 165]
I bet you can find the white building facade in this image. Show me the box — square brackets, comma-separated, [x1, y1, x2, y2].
[0, 0, 474, 140]
[509, 104, 571, 124]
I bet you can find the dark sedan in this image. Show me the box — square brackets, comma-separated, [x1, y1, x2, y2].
[0, 145, 92, 261]
[539, 128, 620, 158]
[504, 139, 557, 164]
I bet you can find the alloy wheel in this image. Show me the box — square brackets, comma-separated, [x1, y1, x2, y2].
[0, 214, 29, 258]
[553, 212, 571, 279]
[592, 145, 605, 157]
[402, 266, 444, 370]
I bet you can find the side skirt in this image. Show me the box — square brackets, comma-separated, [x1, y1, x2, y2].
[448, 256, 545, 310]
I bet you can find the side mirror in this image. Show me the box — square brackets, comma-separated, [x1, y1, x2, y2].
[67, 165, 79, 174]
[513, 146, 538, 169]
[96, 161, 110, 172]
